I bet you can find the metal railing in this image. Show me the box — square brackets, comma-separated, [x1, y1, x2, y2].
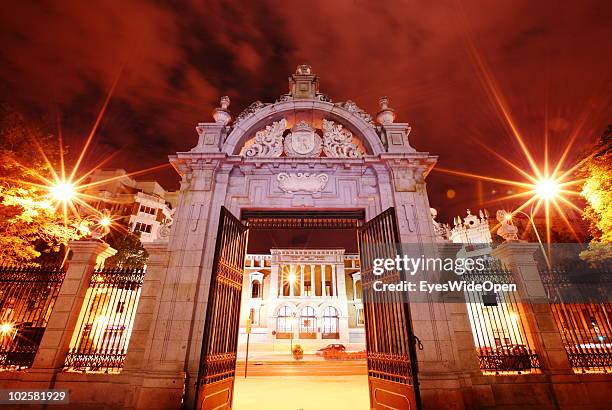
[64, 267, 145, 373]
[541, 261, 611, 373]
[0, 265, 65, 370]
[464, 261, 540, 374]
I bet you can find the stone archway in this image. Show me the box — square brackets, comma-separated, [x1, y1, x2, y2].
[132, 65, 464, 410]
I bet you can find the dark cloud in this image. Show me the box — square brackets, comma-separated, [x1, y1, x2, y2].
[1, 0, 611, 219]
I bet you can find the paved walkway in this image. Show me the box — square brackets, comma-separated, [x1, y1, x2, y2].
[233, 375, 369, 410]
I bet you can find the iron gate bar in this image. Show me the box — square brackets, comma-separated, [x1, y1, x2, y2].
[0, 265, 65, 370]
[196, 206, 249, 410]
[464, 262, 540, 373]
[358, 207, 421, 410]
[64, 267, 145, 373]
[541, 262, 612, 373]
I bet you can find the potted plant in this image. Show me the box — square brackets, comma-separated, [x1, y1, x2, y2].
[292, 344, 304, 360]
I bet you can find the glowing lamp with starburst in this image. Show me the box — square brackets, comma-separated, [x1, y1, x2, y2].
[49, 181, 76, 203]
[534, 178, 560, 201]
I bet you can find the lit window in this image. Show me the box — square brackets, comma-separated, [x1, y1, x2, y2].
[251, 281, 261, 298]
[299, 306, 316, 336]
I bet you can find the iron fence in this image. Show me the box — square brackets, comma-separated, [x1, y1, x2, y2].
[0, 265, 65, 370]
[541, 261, 612, 373]
[464, 261, 540, 374]
[64, 267, 145, 373]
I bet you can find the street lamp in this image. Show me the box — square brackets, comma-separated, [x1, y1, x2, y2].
[0, 323, 13, 334]
[290, 312, 297, 353]
[49, 181, 76, 203]
[287, 269, 297, 352]
[534, 178, 560, 201]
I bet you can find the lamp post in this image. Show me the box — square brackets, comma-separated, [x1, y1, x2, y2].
[287, 269, 297, 352]
[290, 312, 297, 353]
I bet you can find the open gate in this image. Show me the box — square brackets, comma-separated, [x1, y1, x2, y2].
[358, 207, 422, 410]
[196, 207, 249, 410]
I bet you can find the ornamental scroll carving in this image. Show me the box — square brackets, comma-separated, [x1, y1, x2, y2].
[321, 119, 363, 158]
[277, 172, 329, 193]
[244, 118, 287, 157]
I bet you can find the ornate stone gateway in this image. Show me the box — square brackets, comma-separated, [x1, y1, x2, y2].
[162, 65, 441, 409]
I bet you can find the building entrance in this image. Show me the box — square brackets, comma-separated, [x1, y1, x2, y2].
[195, 207, 421, 410]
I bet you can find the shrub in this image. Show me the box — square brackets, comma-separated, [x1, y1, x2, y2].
[292, 344, 304, 360]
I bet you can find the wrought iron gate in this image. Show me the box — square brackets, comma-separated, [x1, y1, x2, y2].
[358, 208, 421, 410]
[196, 207, 248, 410]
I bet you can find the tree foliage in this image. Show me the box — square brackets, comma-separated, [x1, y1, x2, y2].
[579, 125, 612, 261]
[0, 102, 84, 265]
[103, 231, 149, 269]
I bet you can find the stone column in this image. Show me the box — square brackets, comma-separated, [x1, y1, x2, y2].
[331, 264, 337, 297]
[491, 242, 573, 374]
[310, 264, 315, 296]
[336, 262, 347, 300]
[26, 240, 116, 384]
[269, 263, 280, 298]
[122, 241, 178, 404]
[320, 264, 326, 297]
[300, 264, 305, 297]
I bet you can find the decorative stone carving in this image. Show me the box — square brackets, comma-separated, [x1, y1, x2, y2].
[244, 119, 287, 157]
[284, 121, 322, 157]
[496, 210, 519, 242]
[335, 100, 375, 128]
[321, 119, 363, 158]
[277, 172, 329, 193]
[235, 101, 268, 124]
[431, 208, 450, 242]
[212, 96, 231, 125]
[376, 96, 396, 125]
[158, 220, 172, 240]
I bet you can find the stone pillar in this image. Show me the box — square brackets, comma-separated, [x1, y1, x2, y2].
[491, 242, 573, 373]
[331, 264, 337, 297]
[27, 240, 116, 383]
[320, 264, 326, 297]
[270, 263, 279, 298]
[300, 264, 305, 297]
[336, 263, 347, 300]
[310, 264, 315, 296]
[124, 241, 185, 410]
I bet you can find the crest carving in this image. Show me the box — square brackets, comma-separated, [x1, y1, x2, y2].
[244, 118, 287, 157]
[277, 172, 329, 193]
[321, 119, 363, 158]
[284, 121, 322, 157]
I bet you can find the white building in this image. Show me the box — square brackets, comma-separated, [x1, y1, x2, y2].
[82, 169, 176, 242]
[238, 249, 365, 350]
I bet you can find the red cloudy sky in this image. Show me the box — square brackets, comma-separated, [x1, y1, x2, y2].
[1, 0, 610, 220]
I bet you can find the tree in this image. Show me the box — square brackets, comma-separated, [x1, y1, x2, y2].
[103, 231, 149, 269]
[0, 102, 84, 265]
[578, 125, 612, 262]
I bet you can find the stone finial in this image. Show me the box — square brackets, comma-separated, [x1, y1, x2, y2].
[496, 210, 519, 242]
[376, 96, 396, 125]
[295, 64, 312, 75]
[212, 96, 231, 125]
[288, 64, 319, 99]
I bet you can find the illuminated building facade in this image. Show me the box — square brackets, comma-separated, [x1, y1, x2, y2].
[239, 250, 364, 349]
[81, 169, 176, 242]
